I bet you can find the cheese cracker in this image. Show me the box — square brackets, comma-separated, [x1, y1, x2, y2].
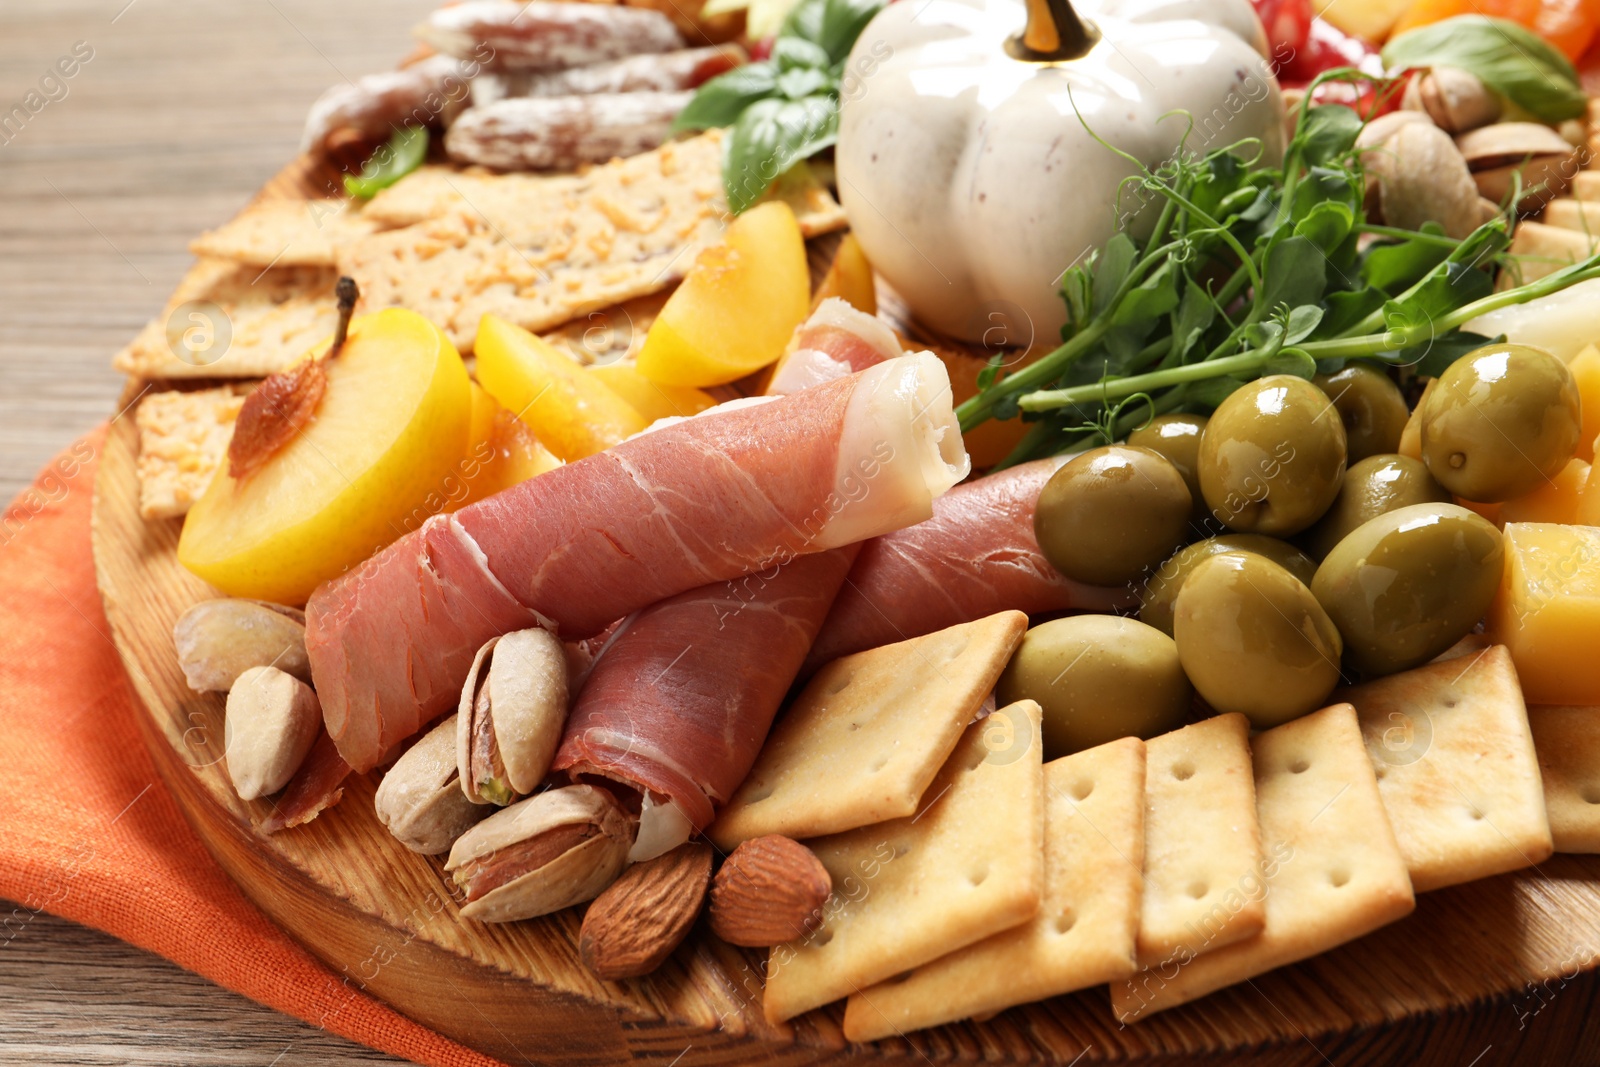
[1341, 645, 1553, 891]
[1528, 705, 1600, 853]
[710, 611, 1028, 849]
[1112, 703, 1414, 1022]
[133, 384, 250, 520]
[112, 259, 339, 380]
[842, 736, 1145, 1041]
[189, 198, 381, 268]
[1136, 713, 1264, 968]
[341, 131, 846, 353]
[761, 701, 1045, 1024]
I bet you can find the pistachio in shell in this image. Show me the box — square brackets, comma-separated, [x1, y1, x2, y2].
[224, 665, 321, 801]
[458, 628, 569, 807]
[174, 598, 309, 693]
[375, 714, 489, 855]
[445, 783, 635, 922]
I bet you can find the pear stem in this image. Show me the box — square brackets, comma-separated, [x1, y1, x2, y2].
[329, 276, 359, 359]
[1007, 0, 1099, 62]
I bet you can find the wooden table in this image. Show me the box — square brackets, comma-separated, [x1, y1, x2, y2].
[0, 2, 432, 1061]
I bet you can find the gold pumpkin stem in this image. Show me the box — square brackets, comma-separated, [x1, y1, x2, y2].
[1007, 0, 1099, 62]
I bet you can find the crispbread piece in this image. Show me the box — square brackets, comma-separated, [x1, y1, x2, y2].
[1112, 703, 1415, 1022]
[540, 291, 667, 365]
[1341, 646, 1553, 891]
[842, 736, 1145, 1041]
[189, 199, 382, 267]
[112, 259, 340, 379]
[341, 131, 846, 352]
[133, 385, 251, 519]
[762, 701, 1045, 1025]
[709, 611, 1029, 849]
[1136, 713, 1264, 968]
[1527, 705, 1600, 853]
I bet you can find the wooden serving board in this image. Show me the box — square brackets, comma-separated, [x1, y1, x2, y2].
[90, 154, 1600, 1066]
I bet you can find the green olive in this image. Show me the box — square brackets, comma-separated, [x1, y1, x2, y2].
[1139, 533, 1318, 636]
[1174, 553, 1343, 729]
[1199, 375, 1348, 537]
[1418, 343, 1582, 502]
[1127, 414, 1208, 519]
[1300, 454, 1451, 561]
[1311, 502, 1504, 677]
[1035, 445, 1192, 586]
[1314, 364, 1410, 463]
[996, 616, 1192, 759]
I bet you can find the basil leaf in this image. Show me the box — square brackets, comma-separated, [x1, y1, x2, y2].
[723, 95, 839, 213]
[781, 0, 828, 44]
[774, 36, 832, 71]
[812, 0, 889, 63]
[345, 125, 427, 200]
[1382, 16, 1587, 122]
[674, 63, 780, 131]
[776, 64, 834, 100]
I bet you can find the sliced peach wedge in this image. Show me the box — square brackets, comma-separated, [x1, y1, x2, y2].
[635, 201, 810, 387]
[458, 381, 563, 507]
[178, 307, 473, 605]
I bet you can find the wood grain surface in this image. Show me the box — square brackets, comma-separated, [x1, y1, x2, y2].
[0, 1, 430, 1062]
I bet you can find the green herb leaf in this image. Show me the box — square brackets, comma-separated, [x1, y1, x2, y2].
[773, 36, 833, 71]
[1110, 259, 1180, 328]
[1284, 305, 1325, 344]
[1382, 15, 1587, 122]
[1296, 105, 1363, 167]
[1294, 200, 1356, 256]
[1362, 224, 1451, 292]
[674, 63, 781, 131]
[723, 95, 838, 213]
[1387, 330, 1497, 377]
[344, 125, 428, 200]
[783, 0, 886, 63]
[776, 64, 834, 99]
[1091, 234, 1138, 316]
[1260, 236, 1327, 311]
[1263, 347, 1319, 380]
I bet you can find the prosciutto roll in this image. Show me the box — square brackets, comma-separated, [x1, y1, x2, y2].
[802, 458, 1131, 675]
[307, 352, 967, 772]
[554, 545, 860, 839]
[549, 300, 898, 845]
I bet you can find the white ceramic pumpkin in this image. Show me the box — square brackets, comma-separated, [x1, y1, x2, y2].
[836, 0, 1285, 345]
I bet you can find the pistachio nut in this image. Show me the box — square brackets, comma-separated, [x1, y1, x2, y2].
[445, 784, 635, 922]
[1401, 68, 1500, 134]
[1355, 109, 1434, 152]
[375, 714, 489, 855]
[224, 666, 321, 801]
[1364, 121, 1484, 240]
[1456, 122, 1582, 209]
[457, 628, 569, 807]
[174, 598, 310, 693]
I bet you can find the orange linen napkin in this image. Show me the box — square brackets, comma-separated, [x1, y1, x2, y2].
[0, 427, 505, 1067]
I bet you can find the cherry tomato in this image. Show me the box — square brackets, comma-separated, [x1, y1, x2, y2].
[1252, 0, 1314, 55]
[1277, 18, 1396, 119]
[748, 36, 774, 61]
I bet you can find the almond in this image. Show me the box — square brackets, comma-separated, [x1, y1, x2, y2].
[579, 840, 712, 980]
[709, 835, 831, 947]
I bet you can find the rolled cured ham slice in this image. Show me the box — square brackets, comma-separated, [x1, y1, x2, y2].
[766, 298, 904, 397]
[553, 545, 860, 837]
[550, 300, 899, 843]
[307, 352, 967, 772]
[802, 458, 1132, 675]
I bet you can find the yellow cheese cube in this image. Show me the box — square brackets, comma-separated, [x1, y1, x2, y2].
[1487, 523, 1600, 705]
[1570, 345, 1600, 463]
[1500, 459, 1592, 526]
